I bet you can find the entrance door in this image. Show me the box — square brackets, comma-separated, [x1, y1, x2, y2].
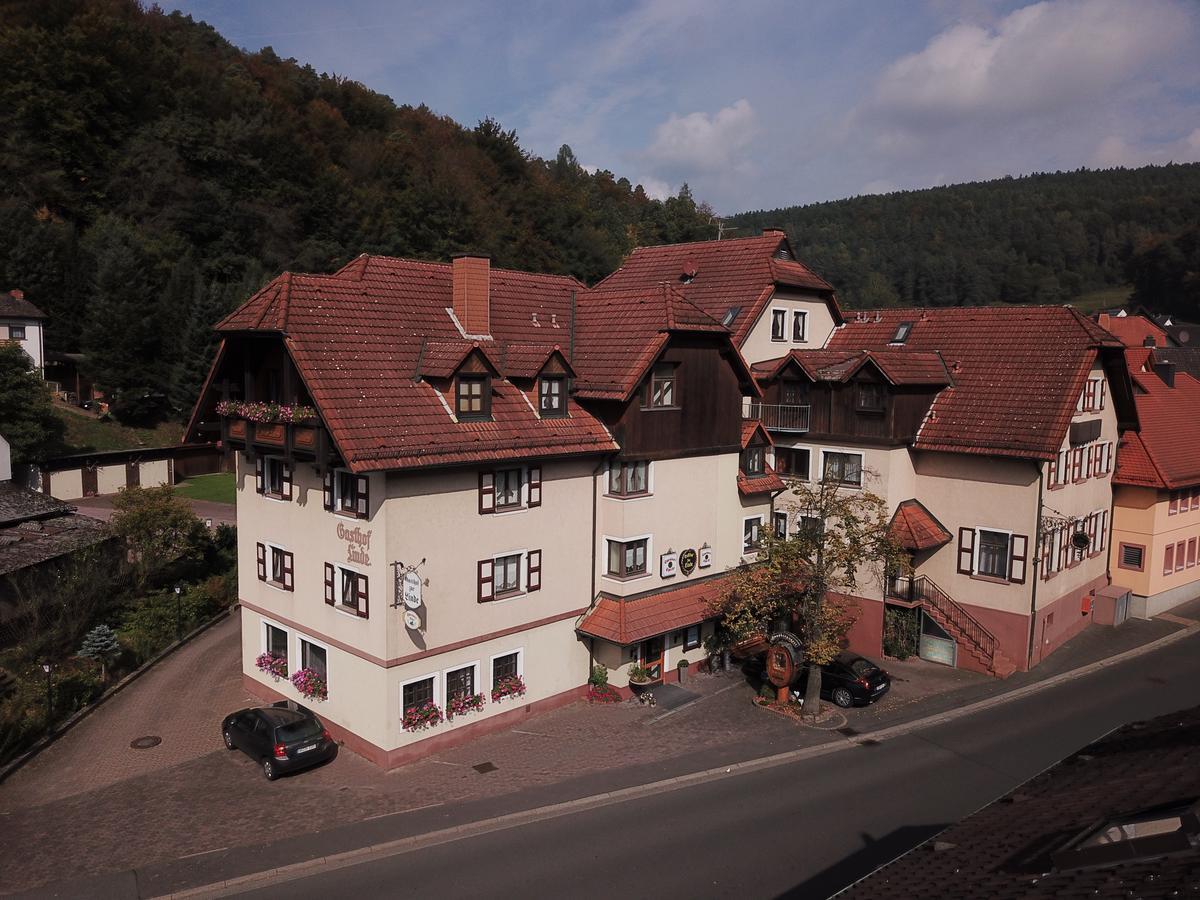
[126, 461, 140, 488]
[82, 466, 98, 497]
[918, 611, 957, 667]
[641, 636, 665, 682]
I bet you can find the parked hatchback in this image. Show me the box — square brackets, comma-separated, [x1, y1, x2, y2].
[221, 702, 338, 780]
[800, 652, 891, 708]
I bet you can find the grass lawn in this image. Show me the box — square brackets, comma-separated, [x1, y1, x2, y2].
[1070, 285, 1133, 314]
[174, 473, 236, 505]
[53, 405, 183, 454]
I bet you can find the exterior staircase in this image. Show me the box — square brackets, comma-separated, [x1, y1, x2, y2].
[888, 574, 1019, 678]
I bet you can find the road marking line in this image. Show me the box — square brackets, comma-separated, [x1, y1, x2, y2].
[178, 848, 227, 860]
[510, 729, 551, 736]
[156, 623, 1200, 899]
[362, 802, 443, 821]
[427, 759, 467, 767]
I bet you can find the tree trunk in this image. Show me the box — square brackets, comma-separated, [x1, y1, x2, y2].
[803, 661, 822, 719]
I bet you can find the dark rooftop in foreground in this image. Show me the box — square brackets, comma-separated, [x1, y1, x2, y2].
[837, 705, 1200, 899]
[0, 483, 110, 576]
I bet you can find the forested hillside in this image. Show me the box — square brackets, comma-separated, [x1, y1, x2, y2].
[729, 165, 1200, 315]
[0, 0, 712, 424]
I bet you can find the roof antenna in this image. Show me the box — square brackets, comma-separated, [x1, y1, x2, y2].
[874, 311, 882, 323]
[551, 313, 559, 328]
[532, 312, 541, 327]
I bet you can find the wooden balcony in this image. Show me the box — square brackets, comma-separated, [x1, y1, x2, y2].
[744, 402, 811, 433]
[221, 416, 330, 463]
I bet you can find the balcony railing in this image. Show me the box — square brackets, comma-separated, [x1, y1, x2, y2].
[744, 402, 811, 432]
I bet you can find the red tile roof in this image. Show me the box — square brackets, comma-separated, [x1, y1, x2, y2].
[215, 257, 618, 472]
[576, 573, 735, 644]
[827, 307, 1126, 460]
[889, 499, 953, 551]
[594, 234, 841, 345]
[572, 283, 756, 401]
[752, 348, 951, 386]
[741, 420, 773, 448]
[1113, 351, 1200, 489]
[738, 465, 786, 496]
[1095, 313, 1171, 348]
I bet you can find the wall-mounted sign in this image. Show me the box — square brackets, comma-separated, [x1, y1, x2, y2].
[660, 551, 678, 578]
[699, 546, 713, 569]
[679, 548, 697, 575]
[336, 522, 373, 565]
[403, 609, 421, 630]
[402, 571, 423, 609]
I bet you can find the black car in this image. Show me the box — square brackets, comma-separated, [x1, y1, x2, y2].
[798, 652, 891, 708]
[221, 702, 338, 780]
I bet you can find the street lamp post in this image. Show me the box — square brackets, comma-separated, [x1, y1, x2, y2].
[174, 583, 183, 642]
[41, 662, 52, 736]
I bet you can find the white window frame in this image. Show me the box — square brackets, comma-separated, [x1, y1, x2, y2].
[776, 444, 813, 481]
[493, 466, 526, 512]
[264, 541, 291, 591]
[332, 467, 359, 517]
[819, 448, 865, 489]
[332, 561, 366, 617]
[489, 647, 525, 692]
[602, 533, 653, 582]
[770, 308, 787, 341]
[792, 309, 807, 343]
[490, 548, 529, 599]
[263, 456, 288, 502]
[682, 624, 702, 651]
[260, 616, 290, 661]
[606, 459, 653, 500]
[972, 526, 1014, 580]
[743, 515, 764, 554]
[295, 632, 330, 684]
[400, 670, 440, 716]
[441, 660, 482, 707]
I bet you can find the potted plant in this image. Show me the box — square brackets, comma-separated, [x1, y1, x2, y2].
[677, 658, 690, 684]
[627, 662, 654, 695]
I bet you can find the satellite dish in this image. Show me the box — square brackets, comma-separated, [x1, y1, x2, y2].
[1071, 531, 1091, 551]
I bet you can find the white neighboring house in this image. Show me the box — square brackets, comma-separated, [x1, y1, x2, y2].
[1, 289, 46, 375]
[0, 433, 10, 483]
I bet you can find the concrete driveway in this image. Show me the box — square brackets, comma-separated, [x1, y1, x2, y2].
[71, 493, 236, 527]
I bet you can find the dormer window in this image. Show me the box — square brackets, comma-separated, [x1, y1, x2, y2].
[456, 375, 490, 421]
[539, 376, 566, 417]
[889, 322, 913, 344]
[741, 445, 765, 476]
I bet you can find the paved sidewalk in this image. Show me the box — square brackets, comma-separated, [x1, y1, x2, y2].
[1, 602, 1195, 895]
[72, 494, 237, 527]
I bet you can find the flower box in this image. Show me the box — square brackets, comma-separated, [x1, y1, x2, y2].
[216, 400, 318, 424]
[255, 652, 288, 681]
[254, 422, 285, 445]
[290, 667, 328, 701]
[446, 692, 485, 720]
[293, 425, 319, 449]
[402, 700, 444, 731]
[491, 674, 526, 703]
[228, 419, 248, 439]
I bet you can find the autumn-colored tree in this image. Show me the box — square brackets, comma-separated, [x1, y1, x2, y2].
[712, 473, 907, 718]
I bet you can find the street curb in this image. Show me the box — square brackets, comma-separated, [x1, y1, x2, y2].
[0, 606, 237, 786]
[156, 620, 1200, 899]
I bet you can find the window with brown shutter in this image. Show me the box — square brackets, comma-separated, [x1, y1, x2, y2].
[355, 474, 370, 519]
[1009, 535, 1028, 583]
[957, 528, 974, 574]
[528, 466, 542, 507]
[527, 549, 542, 591]
[479, 471, 495, 514]
[478, 559, 495, 602]
[323, 470, 334, 511]
[255, 457, 265, 494]
[281, 551, 294, 591]
[495, 469, 522, 510]
[256, 542, 267, 580]
[1097, 379, 1106, 410]
[281, 463, 293, 501]
[356, 573, 369, 618]
[324, 563, 335, 605]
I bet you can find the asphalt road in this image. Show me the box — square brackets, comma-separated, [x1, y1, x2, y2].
[239, 630, 1200, 900]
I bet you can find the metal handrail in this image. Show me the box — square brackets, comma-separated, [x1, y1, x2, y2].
[888, 573, 998, 661]
[745, 402, 811, 432]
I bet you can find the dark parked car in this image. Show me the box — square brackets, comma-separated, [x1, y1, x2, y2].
[798, 652, 891, 708]
[221, 702, 337, 780]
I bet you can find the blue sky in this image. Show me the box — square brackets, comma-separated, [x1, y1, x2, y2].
[166, 0, 1200, 213]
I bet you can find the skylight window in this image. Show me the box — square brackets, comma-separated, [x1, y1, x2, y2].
[889, 321, 914, 344]
[721, 306, 741, 327]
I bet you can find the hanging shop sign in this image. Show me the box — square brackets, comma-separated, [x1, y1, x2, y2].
[660, 551, 679, 578]
[698, 545, 713, 569]
[678, 548, 698, 575]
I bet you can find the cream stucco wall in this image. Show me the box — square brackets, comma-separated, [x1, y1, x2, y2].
[593, 622, 712, 688]
[46, 468, 83, 500]
[2, 318, 44, 372]
[1111, 486, 1200, 600]
[596, 452, 769, 597]
[739, 288, 838, 364]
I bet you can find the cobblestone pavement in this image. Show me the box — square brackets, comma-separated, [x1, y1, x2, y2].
[3, 600, 1188, 895]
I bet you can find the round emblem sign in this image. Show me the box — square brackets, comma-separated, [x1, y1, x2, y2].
[765, 642, 798, 688]
[679, 548, 697, 575]
[403, 609, 421, 630]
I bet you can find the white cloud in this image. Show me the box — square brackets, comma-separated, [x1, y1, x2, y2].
[868, 0, 1191, 128]
[635, 176, 673, 201]
[1090, 129, 1200, 168]
[643, 99, 757, 174]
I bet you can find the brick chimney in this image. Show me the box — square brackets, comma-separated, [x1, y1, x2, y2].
[452, 254, 490, 336]
[1155, 360, 1176, 388]
[761, 227, 786, 238]
[8, 289, 23, 300]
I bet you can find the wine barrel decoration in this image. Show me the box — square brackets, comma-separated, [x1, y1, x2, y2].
[765, 641, 799, 688]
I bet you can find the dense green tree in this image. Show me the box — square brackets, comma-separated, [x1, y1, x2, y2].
[0, 343, 65, 465]
[1127, 226, 1200, 319]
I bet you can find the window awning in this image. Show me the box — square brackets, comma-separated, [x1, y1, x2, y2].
[577, 572, 736, 645]
[889, 499, 953, 551]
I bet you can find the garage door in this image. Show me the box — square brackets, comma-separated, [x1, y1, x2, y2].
[919, 610, 957, 667]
